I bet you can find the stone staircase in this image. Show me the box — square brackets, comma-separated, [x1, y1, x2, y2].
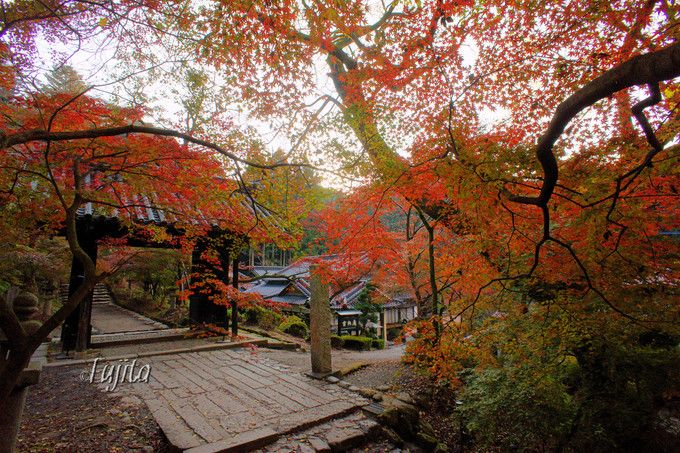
[59, 283, 116, 305]
[92, 283, 112, 305]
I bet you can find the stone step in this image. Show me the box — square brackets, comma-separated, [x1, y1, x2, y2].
[90, 327, 189, 347]
[59, 283, 112, 302]
[253, 410, 382, 453]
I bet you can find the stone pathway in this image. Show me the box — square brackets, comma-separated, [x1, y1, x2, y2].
[52, 283, 170, 342]
[255, 344, 405, 375]
[90, 284, 168, 334]
[105, 348, 370, 452]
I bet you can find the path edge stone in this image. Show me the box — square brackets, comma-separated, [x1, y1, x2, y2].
[44, 338, 271, 368]
[182, 405, 364, 453]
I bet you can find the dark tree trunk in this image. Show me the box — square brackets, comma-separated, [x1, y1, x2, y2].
[61, 222, 98, 353]
[231, 258, 239, 336]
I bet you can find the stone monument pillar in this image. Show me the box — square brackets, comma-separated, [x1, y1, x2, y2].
[309, 265, 332, 376]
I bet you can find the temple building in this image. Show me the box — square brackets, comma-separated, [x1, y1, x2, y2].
[242, 256, 418, 333]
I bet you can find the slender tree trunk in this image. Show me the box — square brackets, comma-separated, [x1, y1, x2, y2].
[415, 207, 440, 338]
[74, 236, 97, 352]
[405, 206, 427, 317]
[231, 257, 238, 336]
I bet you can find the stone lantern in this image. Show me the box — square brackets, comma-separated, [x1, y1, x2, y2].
[0, 291, 48, 453]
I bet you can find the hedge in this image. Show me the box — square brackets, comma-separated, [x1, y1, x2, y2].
[371, 338, 385, 349]
[331, 334, 344, 349]
[341, 335, 372, 350]
[387, 327, 402, 341]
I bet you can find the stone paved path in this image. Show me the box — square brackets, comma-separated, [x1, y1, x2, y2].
[90, 284, 168, 334]
[111, 348, 368, 451]
[92, 302, 168, 333]
[52, 284, 169, 341]
[90, 326, 188, 347]
[256, 344, 406, 375]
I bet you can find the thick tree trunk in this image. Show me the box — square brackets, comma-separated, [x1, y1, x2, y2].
[0, 346, 31, 415]
[0, 383, 28, 453]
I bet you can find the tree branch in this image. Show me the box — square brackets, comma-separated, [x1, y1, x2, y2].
[1, 124, 313, 171]
[509, 41, 680, 207]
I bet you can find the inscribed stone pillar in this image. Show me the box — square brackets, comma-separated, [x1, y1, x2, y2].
[309, 265, 332, 375]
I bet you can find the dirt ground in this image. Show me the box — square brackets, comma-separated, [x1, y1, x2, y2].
[17, 366, 168, 453]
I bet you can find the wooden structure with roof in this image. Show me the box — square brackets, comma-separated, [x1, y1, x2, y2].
[243, 256, 419, 332]
[60, 189, 280, 352]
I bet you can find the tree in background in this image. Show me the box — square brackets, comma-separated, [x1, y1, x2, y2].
[354, 283, 380, 336]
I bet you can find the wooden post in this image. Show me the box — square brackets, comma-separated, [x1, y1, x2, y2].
[231, 257, 238, 336]
[188, 240, 206, 324]
[309, 265, 332, 376]
[381, 310, 387, 345]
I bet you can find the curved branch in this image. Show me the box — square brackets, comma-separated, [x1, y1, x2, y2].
[0, 124, 311, 170]
[509, 40, 680, 207]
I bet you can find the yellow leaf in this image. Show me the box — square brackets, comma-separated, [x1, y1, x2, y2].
[99, 17, 108, 27]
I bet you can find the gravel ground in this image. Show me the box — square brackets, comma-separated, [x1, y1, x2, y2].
[17, 366, 168, 453]
[342, 361, 405, 389]
[254, 343, 406, 374]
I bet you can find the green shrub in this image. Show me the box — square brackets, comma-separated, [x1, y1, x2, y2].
[278, 315, 309, 338]
[243, 306, 260, 324]
[258, 309, 282, 331]
[566, 341, 680, 451]
[331, 334, 344, 349]
[371, 338, 385, 349]
[341, 335, 372, 350]
[459, 367, 575, 452]
[242, 305, 282, 330]
[457, 340, 680, 452]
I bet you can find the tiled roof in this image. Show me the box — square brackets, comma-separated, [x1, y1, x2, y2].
[73, 174, 284, 238]
[246, 282, 289, 299]
[243, 255, 417, 311]
[269, 295, 308, 305]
